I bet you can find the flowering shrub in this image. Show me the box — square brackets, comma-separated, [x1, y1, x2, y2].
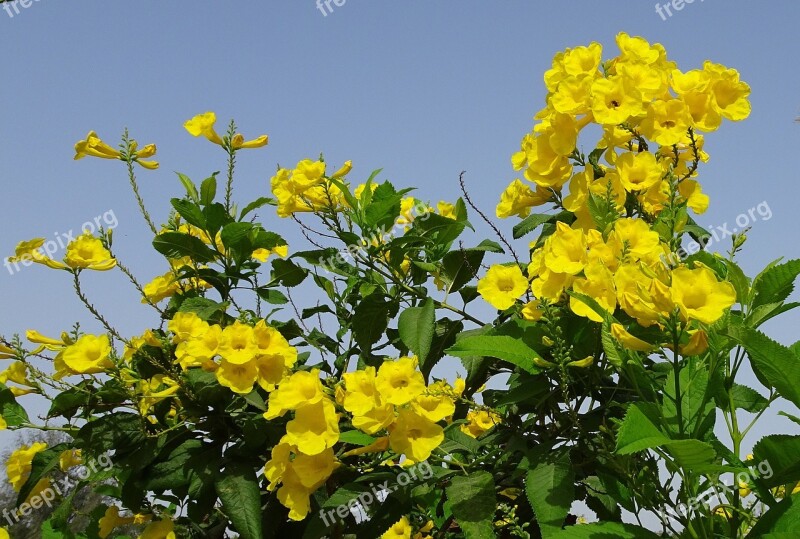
[1, 32, 800, 538]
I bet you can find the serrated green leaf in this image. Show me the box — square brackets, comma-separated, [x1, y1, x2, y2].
[216, 462, 263, 539]
[446, 471, 496, 539]
[152, 232, 217, 263]
[526, 454, 574, 538]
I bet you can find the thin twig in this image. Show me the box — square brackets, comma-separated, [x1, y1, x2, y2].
[458, 171, 521, 267]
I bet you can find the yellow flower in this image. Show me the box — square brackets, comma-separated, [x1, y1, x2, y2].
[177, 325, 222, 368]
[590, 76, 644, 126]
[184, 112, 224, 145]
[231, 133, 269, 150]
[704, 62, 751, 121]
[331, 160, 353, 178]
[252, 243, 289, 262]
[437, 201, 457, 220]
[678, 179, 709, 214]
[521, 299, 544, 321]
[0, 361, 33, 387]
[681, 329, 709, 356]
[342, 366, 383, 416]
[6, 442, 47, 492]
[215, 358, 258, 394]
[139, 517, 176, 539]
[64, 233, 116, 271]
[265, 369, 325, 419]
[610, 218, 662, 262]
[61, 334, 114, 375]
[412, 381, 457, 423]
[388, 409, 444, 465]
[496, 179, 551, 219]
[670, 266, 736, 325]
[544, 222, 588, 275]
[382, 516, 413, 539]
[253, 321, 297, 390]
[460, 409, 501, 439]
[99, 506, 137, 538]
[376, 357, 426, 406]
[570, 262, 616, 322]
[167, 312, 209, 344]
[640, 98, 692, 146]
[615, 152, 662, 192]
[74, 131, 121, 160]
[282, 398, 340, 455]
[217, 321, 258, 365]
[59, 449, 82, 471]
[291, 448, 338, 488]
[610, 323, 655, 352]
[138, 375, 180, 415]
[477, 264, 528, 310]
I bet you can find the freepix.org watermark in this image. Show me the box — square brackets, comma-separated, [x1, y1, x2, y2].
[2, 451, 113, 526]
[316, 0, 346, 17]
[655, 0, 705, 21]
[4, 209, 119, 276]
[2, 0, 42, 19]
[662, 200, 772, 267]
[319, 461, 434, 527]
[660, 458, 773, 523]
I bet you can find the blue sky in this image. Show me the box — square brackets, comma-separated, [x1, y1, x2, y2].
[1, 1, 799, 464]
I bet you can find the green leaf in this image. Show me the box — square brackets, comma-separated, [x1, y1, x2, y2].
[338, 430, 377, 447]
[447, 335, 541, 375]
[74, 412, 146, 457]
[352, 294, 391, 352]
[752, 436, 800, 488]
[526, 454, 574, 538]
[446, 471, 497, 539]
[215, 462, 264, 539]
[200, 174, 218, 206]
[271, 258, 308, 287]
[729, 384, 769, 413]
[240, 196, 275, 219]
[152, 232, 217, 263]
[723, 258, 751, 307]
[662, 439, 716, 470]
[0, 382, 29, 426]
[176, 172, 199, 202]
[551, 522, 661, 538]
[662, 356, 715, 437]
[726, 324, 800, 408]
[397, 298, 435, 363]
[752, 259, 800, 309]
[615, 404, 670, 455]
[747, 493, 800, 536]
[441, 249, 486, 293]
[172, 198, 207, 229]
[513, 213, 558, 240]
[220, 222, 254, 252]
[257, 288, 289, 305]
[178, 297, 227, 320]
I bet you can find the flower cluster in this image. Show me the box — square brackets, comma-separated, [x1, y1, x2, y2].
[169, 312, 298, 394]
[270, 158, 353, 217]
[498, 32, 749, 223]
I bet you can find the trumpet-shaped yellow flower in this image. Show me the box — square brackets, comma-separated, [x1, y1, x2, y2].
[61, 334, 114, 375]
[265, 369, 325, 419]
[231, 133, 269, 150]
[139, 518, 176, 539]
[615, 152, 662, 192]
[460, 409, 502, 439]
[184, 112, 224, 145]
[477, 264, 528, 310]
[217, 321, 258, 365]
[670, 266, 736, 325]
[64, 233, 116, 271]
[215, 358, 258, 394]
[74, 131, 121, 160]
[6, 442, 47, 492]
[388, 409, 444, 464]
[376, 357, 426, 406]
[382, 516, 413, 539]
[282, 398, 340, 455]
[496, 179, 552, 219]
[610, 323, 655, 352]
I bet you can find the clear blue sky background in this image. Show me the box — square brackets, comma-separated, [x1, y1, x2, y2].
[1, 0, 798, 494]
